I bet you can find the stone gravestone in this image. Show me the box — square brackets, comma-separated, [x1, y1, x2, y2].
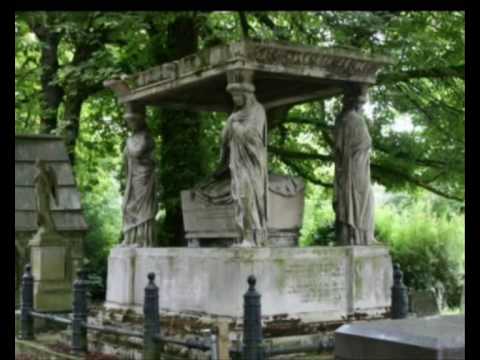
[335, 315, 465, 360]
[29, 159, 72, 312]
[410, 289, 441, 318]
[15, 135, 87, 310]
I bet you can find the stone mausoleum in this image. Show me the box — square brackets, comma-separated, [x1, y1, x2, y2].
[15, 134, 87, 308]
[104, 40, 394, 332]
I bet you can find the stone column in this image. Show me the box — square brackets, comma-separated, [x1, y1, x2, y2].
[225, 69, 268, 247]
[333, 83, 375, 246]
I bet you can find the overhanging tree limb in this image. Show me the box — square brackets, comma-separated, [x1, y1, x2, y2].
[377, 64, 465, 84]
[273, 116, 450, 170]
[269, 145, 462, 201]
[371, 163, 463, 202]
[238, 12, 251, 39]
[280, 158, 333, 188]
[269, 146, 333, 162]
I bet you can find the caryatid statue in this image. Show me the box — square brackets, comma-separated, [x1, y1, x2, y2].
[121, 105, 157, 247]
[223, 70, 268, 247]
[33, 158, 59, 234]
[333, 83, 375, 246]
[195, 70, 268, 247]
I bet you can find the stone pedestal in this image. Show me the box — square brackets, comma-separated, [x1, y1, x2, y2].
[106, 246, 392, 323]
[29, 230, 72, 312]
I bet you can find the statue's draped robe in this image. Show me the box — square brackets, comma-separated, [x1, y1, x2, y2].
[334, 109, 375, 245]
[33, 168, 56, 233]
[196, 101, 267, 243]
[122, 130, 156, 247]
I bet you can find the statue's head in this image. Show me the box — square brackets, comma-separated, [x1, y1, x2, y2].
[125, 112, 146, 132]
[226, 70, 256, 109]
[343, 83, 369, 110]
[34, 158, 46, 170]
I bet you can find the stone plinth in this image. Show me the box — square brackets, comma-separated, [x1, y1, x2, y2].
[334, 315, 465, 360]
[29, 231, 72, 312]
[106, 246, 392, 323]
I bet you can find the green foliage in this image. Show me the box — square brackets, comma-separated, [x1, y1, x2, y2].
[299, 184, 335, 247]
[74, 96, 124, 299]
[376, 193, 464, 307]
[80, 173, 122, 299]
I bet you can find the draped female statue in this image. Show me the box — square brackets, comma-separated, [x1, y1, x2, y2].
[333, 84, 375, 245]
[195, 71, 267, 247]
[121, 109, 157, 247]
[33, 158, 58, 233]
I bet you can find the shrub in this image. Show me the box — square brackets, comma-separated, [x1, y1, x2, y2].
[376, 194, 464, 307]
[302, 187, 464, 308]
[81, 178, 122, 300]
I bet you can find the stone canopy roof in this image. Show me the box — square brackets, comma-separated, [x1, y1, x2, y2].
[105, 40, 392, 112]
[15, 134, 88, 233]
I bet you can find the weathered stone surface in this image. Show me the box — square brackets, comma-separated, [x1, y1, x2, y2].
[15, 135, 88, 232]
[334, 84, 375, 246]
[15, 135, 70, 162]
[15, 211, 88, 232]
[106, 248, 137, 306]
[120, 107, 156, 247]
[15, 187, 83, 211]
[30, 232, 72, 311]
[105, 40, 392, 112]
[182, 174, 304, 246]
[16, 162, 76, 186]
[335, 315, 465, 360]
[410, 289, 441, 317]
[105, 246, 392, 322]
[351, 246, 392, 313]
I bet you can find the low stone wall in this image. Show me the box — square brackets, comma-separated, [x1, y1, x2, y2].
[106, 246, 392, 325]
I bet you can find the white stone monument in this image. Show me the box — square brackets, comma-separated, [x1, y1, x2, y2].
[104, 40, 394, 330]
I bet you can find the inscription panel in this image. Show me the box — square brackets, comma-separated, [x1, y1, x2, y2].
[246, 44, 383, 78]
[282, 256, 348, 309]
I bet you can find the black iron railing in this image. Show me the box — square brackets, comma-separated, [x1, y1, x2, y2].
[19, 262, 408, 359]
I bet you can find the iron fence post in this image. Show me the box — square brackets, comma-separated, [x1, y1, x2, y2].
[72, 269, 88, 354]
[144, 272, 160, 360]
[242, 275, 264, 360]
[391, 263, 409, 319]
[20, 264, 34, 340]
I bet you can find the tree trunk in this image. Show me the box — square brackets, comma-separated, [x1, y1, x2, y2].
[64, 95, 85, 165]
[152, 15, 207, 246]
[26, 15, 64, 133]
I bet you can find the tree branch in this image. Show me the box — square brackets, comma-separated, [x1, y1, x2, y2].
[371, 163, 463, 202]
[238, 12, 251, 39]
[269, 144, 462, 201]
[377, 64, 465, 84]
[269, 146, 333, 162]
[253, 13, 290, 41]
[281, 158, 333, 188]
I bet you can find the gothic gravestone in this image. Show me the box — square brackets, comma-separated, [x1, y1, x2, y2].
[15, 135, 87, 310]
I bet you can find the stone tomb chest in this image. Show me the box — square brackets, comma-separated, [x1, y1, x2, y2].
[182, 174, 305, 246]
[15, 134, 87, 306]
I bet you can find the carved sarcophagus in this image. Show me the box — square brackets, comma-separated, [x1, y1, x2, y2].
[181, 174, 305, 247]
